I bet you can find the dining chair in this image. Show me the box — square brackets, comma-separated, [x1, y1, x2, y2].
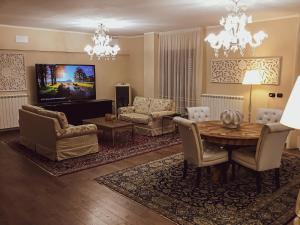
[256, 108, 283, 124]
[173, 116, 228, 185]
[186, 106, 210, 122]
[231, 123, 292, 193]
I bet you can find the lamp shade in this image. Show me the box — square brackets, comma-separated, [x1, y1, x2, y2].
[242, 70, 262, 85]
[281, 76, 300, 129]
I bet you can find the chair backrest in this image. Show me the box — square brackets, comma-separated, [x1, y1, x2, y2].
[173, 117, 203, 165]
[255, 123, 292, 171]
[256, 108, 283, 124]
[149, 98, 174, 113]
[187, 106, 210, 122]
[133, 96, 151, 114]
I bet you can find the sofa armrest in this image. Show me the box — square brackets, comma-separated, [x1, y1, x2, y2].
[118, 106, 135, 114]
[150, 111, 176, 120]
[57, 124, 98, 139]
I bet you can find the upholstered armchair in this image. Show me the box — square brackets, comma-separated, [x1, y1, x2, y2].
[231, 123, 292, 193]
[186, 106, 210, 122]
[256, 108, 283, 124]
[119, 96, 176, 136]
[173, 117, 228, 184]
[19, 105, 99, 161]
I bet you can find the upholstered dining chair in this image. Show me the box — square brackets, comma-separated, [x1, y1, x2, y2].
[256, 108, 283, 124]
[231, 123, 292, 193]
[186, 106, 210, 122]
[173, 117, 228, 184]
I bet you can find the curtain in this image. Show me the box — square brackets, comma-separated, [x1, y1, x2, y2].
[159, 29, 201, 113]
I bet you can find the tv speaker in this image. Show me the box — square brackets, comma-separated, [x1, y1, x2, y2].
[115, 83, 131, 114]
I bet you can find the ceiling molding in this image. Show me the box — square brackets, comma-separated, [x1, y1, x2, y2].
[0, 24, 92, 35]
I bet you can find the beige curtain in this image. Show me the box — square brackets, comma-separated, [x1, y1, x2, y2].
[159, 29, 202, 113]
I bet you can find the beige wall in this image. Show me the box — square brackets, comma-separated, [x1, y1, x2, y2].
[124, 36, 145, 98]
[204, 17, 300, 122]
[0, 25, 131, 103]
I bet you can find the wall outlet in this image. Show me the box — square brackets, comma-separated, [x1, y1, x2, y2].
[277, 93, 283, 98]
[269, 93, 276, 98]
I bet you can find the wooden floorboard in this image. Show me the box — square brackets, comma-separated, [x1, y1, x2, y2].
[0, 136, 180, 225]
[0, 130, 299, 225]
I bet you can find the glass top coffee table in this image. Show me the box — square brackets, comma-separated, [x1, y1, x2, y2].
[82, 117, 134, 146]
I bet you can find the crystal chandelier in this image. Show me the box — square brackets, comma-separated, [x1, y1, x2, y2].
[205, 0, 268, 57]
[84, 23, 120, 60]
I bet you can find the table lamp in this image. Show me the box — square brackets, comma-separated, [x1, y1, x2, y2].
[242, 70, 262, 123]
[280, 75, 300, 224]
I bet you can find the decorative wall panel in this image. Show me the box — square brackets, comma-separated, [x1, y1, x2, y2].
[0, 54, 26, 91]
[211, 57, 281, 85]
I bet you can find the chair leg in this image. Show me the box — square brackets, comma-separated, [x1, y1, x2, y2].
[196, 167, 202, 185]
[231, 161, 235, 181]
[221, 163, 228, 184]
[256, 171, 262, 194]
[275, 168, 280, 189]
[183, 160, 188, 179]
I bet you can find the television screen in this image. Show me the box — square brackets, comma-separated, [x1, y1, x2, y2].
[36, 64, 96, 103]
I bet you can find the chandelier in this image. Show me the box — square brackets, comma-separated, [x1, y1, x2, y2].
[205, 0, 268, 57]
[84, 23, 120, 60]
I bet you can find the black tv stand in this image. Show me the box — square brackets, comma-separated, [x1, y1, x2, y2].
[39, 99, 112, 125]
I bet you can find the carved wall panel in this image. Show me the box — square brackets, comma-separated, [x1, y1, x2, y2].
[211, 57, 281, 85]
[0, 54, 26, 91]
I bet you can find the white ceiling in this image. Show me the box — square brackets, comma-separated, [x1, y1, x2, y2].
[0, 0, 299, 36]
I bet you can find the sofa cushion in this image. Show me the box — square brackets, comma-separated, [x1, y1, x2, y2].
[149, 98, 173, 113]
[119, 113, 150, 124]
[58, 124, 97, 139]
[22, 104, 44, 114]
[38, 110, 69, 129]
[133, 97, 151, 114]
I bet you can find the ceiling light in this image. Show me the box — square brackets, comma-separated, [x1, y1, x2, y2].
[84, 23, 120, 60]
[205, 0, 268, 57]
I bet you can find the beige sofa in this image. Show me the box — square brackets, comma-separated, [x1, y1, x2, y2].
[19, 105, 99, 161]
[118, 96, 176, 136]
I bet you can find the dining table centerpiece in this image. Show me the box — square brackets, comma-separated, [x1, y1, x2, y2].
[220, 110, 243, 129]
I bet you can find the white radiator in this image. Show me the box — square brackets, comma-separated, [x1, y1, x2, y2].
[201, 94, 244, 120]
[0, 94, 28, 129]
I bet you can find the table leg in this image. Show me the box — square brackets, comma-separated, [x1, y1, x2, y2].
[131, 125, 134, 142]
[161, 118, 164, 135]
[112, 129, 115, 146]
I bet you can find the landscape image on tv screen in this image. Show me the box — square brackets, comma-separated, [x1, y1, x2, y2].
[36, 64, 96, 103]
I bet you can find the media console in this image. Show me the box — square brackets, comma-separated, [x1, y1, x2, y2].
[40, 99, 113, 125]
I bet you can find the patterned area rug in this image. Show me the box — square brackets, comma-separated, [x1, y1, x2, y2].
[3, 132, 181, 176]
[96, 153, 300, 225]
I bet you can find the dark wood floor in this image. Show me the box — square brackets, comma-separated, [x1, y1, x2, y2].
[0, 134, 181, 225]
[0, 131, 299, 225]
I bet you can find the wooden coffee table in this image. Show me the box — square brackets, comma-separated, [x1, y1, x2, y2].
[82, 117, 134, 146]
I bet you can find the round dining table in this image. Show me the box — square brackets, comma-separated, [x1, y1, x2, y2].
[197, 121, 263, 147]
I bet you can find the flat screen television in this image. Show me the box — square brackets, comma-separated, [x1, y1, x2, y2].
[36, 64, 96, 104]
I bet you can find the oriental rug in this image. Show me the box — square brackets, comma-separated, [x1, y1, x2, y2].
[96, 153, 300, 225]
